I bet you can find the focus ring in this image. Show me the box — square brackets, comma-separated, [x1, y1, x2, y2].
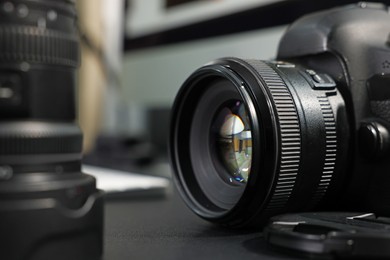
[308, 95, 337, 206]
[0, 122, 82, 155]
[243, 60, 301, 211]
[0, 26, 79, 66]
[0, 136, 82, 155]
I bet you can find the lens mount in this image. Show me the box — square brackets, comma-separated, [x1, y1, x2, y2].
[170, 57, 349, 227]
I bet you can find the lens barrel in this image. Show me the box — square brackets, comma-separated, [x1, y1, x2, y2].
[170, 58, 350, 227]
[0, 1, 103, 259]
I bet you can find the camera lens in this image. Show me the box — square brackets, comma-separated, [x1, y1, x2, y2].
[170, 58, 350, 227]
[0, 0, 103, 259]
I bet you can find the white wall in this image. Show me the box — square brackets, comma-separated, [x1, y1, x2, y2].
[126, 0, 284, 37]
[122, 25, 286, 106]
[119, 26, 287, 134]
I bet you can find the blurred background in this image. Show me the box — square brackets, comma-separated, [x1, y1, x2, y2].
[76, 0, 384, 178]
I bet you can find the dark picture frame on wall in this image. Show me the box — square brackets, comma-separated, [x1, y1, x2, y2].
[126, 0, 390, 51]
[166, 0, 205, 8]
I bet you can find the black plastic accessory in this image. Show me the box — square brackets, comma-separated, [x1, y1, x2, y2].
[265, 212, 390, 258]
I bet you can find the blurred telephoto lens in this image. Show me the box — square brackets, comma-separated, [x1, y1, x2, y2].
[170, 58, 349, 227]
[0, 0, 103, 259]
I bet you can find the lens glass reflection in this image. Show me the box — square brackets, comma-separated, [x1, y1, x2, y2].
[212, 100, 252, 184]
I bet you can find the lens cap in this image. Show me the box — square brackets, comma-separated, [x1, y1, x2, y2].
[264, 212, 390, 258]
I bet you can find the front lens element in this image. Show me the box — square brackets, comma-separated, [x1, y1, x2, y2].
[213, 100, 252, 184]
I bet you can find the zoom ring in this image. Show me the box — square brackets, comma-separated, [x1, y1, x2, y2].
[0, 26, 79, 67]
[244, 60, 301, 212]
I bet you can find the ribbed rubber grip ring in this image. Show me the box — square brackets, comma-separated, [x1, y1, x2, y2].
[0, 26, 79, 67]
[0, 122, 82, 155]
[242, 60, 302, 212]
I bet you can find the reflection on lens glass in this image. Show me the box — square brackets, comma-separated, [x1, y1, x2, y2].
[212, 100, 252, 184]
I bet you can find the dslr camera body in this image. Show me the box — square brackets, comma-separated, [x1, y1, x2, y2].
[170, 2, 390, 228]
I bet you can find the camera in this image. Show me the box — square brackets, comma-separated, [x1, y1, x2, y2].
[0, 0, 103, 259]
[170, 2, 390, 228]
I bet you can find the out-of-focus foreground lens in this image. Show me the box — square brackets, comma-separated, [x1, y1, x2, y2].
[213, 100, 252, 184]
[170, 58, 350, 227]
[0, 0, 103, 259]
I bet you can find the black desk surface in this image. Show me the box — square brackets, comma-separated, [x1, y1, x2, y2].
[103, 190, 303, 260]
[84, 149, 303, 260]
